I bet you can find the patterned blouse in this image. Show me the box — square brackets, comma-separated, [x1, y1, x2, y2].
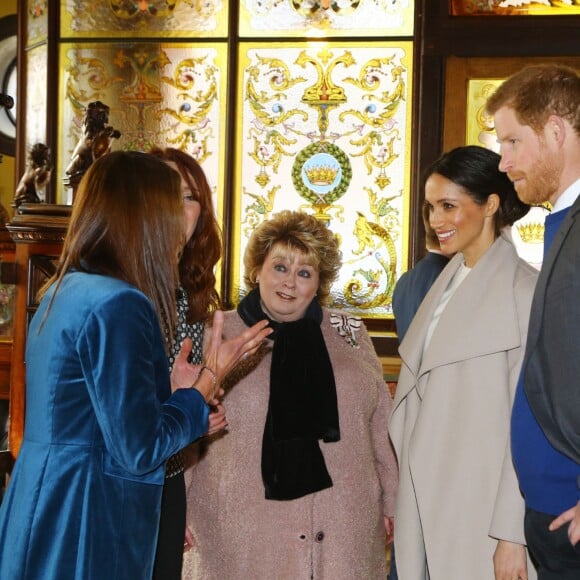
[167, 287, 204, 369]
[165, 286, 205, 478]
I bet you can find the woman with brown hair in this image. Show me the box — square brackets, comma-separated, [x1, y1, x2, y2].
[0, 151, 271, 580]
[148, 147, 224, 578]
[389, 145, 538, 579]
[150, 147, 222, 327]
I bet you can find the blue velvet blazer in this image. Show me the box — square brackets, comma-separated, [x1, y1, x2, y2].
[0, 272, 209, 579]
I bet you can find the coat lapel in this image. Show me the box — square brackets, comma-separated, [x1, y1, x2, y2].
[398, 234, 523, 399]
[523, 195, 580, 364]
[396, 256, 459, 401]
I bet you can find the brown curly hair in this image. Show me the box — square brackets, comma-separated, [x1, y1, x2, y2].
[150, 147, 222, 323]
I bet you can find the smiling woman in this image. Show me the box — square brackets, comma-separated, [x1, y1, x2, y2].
[389, 145, 539, 580]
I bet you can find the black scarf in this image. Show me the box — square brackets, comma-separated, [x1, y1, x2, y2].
[237, 288, 340, 501]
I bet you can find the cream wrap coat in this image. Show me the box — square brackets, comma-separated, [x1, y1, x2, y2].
[389, 232, 538, 580]
[183, 308, 398, 580]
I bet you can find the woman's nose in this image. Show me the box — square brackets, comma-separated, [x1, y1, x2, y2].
[429, 209, 442, 228]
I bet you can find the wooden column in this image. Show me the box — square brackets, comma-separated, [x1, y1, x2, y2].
[5, 204, 69, 458]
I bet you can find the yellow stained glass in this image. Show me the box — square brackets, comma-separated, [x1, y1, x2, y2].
[240, 0, 414, 37]
[232, 41, 414, 319]
[466, 78, 548, 269]
[57, 42, 229, 222]
[61, 0, 228, 38]
[451, 0, 580, 16]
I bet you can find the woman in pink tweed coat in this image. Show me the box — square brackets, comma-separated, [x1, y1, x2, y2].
[182, 210, 398, 580]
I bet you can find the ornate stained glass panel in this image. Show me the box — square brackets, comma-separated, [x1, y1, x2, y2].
[466, 78, 547, 269]
[240, 0, 414, 37]
[451, 0, 580, 16]
[24, 45, 48, 154]
[26, 0, 49, 46]
[465, 78, 502, 151]
[58, 42, 228, 217]
[61, 0, 228, 38]
[232, 41, 414, 319]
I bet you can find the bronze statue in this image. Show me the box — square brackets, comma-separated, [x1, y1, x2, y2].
[64, 101, 121, 194]
[13, 143, 52, 209]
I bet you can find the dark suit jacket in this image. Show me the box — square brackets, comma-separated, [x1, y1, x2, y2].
[523, 193, 580, 465]
[392, 251, 450, 342]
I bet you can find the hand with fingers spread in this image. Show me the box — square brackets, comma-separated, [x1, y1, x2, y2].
[204, 310, 271, 377]
[170, 314, 272, 403]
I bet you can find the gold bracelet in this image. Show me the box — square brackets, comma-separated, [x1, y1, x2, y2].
[197, 364, 217, 401]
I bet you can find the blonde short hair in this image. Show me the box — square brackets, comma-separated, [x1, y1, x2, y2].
[243, 210, 341, 305]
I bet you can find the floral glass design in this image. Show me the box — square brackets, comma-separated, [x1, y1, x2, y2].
[451, 0, 580, 16]
[26, 0, 49, 46]
[58, 42, 228, 213]
[61, 0, 228, 38]
[240, 0, 414, 37]
[233, 41, 414, 319]
[466, 79, 503, 151]
[466, 78, 548, 269]
[25, 45, 48, 153]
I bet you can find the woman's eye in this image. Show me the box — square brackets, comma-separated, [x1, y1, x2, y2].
[443, 203, 454, 210]
[274, 264, 286, 272]
[298, 269, 312, 278]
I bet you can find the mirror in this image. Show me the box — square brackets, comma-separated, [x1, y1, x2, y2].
[0, 15, 17, 157]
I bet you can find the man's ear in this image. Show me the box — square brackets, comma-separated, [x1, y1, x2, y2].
[546, 114, 566, 146]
